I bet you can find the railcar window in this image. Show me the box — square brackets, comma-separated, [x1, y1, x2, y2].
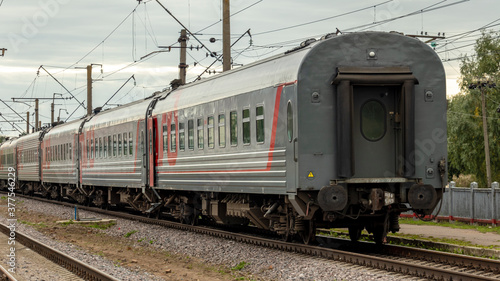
[197, 119, 204, 149]
[95, 138, 98, 159]
[219, 114, 225, 148]
[188, 120, 194, 150]
[230, 111, 237, 146]
[140, 131, 144, 155]
[361, 100, 386, 142]
[98, 138, 102, 158]
[179, 122, 185, 151]
[170, 123, 176, 152]
[208, 116, 214, 148]
[90, 139, 94, 159]
[108, 136, 112, 158]
[118, 134, 122, 156]
[129, 132, 133, 156]
[256, 106, 264, 143]
[243, 109, 250, 145]
[287, 102, 293, 142]
[162, 125, 168, 152]
[103, 138, 107, 158]
[113, 135, 117, 157]
[69, 143, 72, 160]
[123, 133, 128, 156]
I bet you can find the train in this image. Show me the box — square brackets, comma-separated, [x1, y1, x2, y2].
[0, 31, 447, 244]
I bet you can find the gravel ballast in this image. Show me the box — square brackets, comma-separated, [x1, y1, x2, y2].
[4, 198, 418, 281]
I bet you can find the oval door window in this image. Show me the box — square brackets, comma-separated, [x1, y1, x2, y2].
[361, 100, 386, 141]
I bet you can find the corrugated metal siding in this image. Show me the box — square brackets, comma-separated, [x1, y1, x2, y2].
[17, 132, 41, 182]
[42, 120, 81, 184]
[81, 120, 143, 188]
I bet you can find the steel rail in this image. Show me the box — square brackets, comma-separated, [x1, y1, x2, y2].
[0, 264, 17, 281]
[0, 223, 120, 281]
[10, 193, 500, 281]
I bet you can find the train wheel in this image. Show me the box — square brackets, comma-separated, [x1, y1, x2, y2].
[348, 226, 363, 242]
[299, 220, 316, 245]
[179, 203, 196, 225]
[20, 184, 30, 195]
[189, 210, 199, 226]
[372, 214, 389, 245]
[280, 228, 291, 242]
[50, 187, 60, 201]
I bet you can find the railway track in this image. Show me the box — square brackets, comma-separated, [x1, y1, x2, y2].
[9, 193, 500, 281]
[0, 221, 120, 281]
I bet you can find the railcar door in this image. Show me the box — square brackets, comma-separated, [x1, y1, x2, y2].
[147, 117, 157, 187]
[283, 86, 298, 193]
[140, 121, 147, 188]
[352, 86, 397, 178]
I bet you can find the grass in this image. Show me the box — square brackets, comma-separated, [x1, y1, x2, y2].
[231, 261, 249, 271]
[124, 230, 138, 238]
[19, 220, 48, 228]
[399, 217, 500, 235]
[60, 220, 75, 226]
[319, 218, 500, 253]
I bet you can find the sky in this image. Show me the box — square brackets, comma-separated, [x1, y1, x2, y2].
[0, 0, 499, 136]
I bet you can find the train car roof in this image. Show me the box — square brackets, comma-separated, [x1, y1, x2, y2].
[153, 41, 313, 112]
[14, 130, 43, 146]
[83, 97, 153, 129]
[44, 118, 83, 138]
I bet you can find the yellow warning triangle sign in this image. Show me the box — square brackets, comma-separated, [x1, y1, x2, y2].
[307, 172, 314, 178]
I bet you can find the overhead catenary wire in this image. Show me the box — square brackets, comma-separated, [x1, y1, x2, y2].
[155, 0, 215, 57]
[253, 0, 393, 36]
[61, 3, 140, 73]
[350, 0, 470, 32]
[435, 18, 500, 50]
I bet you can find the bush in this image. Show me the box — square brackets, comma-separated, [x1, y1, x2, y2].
[451, 174, 477, 188]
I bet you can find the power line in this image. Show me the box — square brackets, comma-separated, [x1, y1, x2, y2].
[349, 0, 469, 32]
[435, 18, 500, 50]
[60, 4, 140, 72]
[253, 0, 393, 36]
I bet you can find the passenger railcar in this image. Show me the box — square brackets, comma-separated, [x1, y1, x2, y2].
[79, 99, 150, 207]
[0, 31, 447, 244]
[16, 132, 41, 194]
[0, 138, 18, 185]
[41, 119, 80, 199]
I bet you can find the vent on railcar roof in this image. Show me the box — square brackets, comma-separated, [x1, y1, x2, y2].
[285, 38, 317, 55]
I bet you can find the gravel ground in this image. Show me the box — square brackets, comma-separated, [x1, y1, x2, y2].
[0, 230, 85, 281]
[0, 207, 162, 280]
[9, 198, 419, 281]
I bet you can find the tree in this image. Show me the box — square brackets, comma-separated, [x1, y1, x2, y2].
[448, 31, 500, 187]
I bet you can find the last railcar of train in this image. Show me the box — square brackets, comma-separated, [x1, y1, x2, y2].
[0, 31, 447, 244]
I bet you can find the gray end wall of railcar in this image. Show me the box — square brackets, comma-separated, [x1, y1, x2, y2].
[295, 32, 447, 190]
